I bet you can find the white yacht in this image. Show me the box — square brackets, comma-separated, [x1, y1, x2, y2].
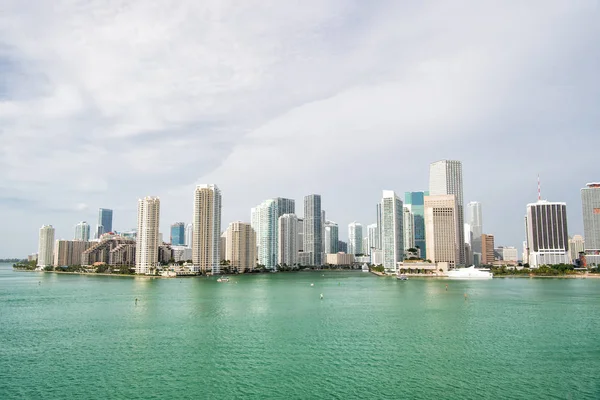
[446, 266, 493, 280]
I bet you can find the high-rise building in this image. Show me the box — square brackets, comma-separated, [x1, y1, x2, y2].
[376, 203, 382, 250]
[429, 160, 465, 265]
[135, 197, 160, 274]
[367, 223, 378, 255]
[278, 214, 298, 266]
[220, 232, 227, 262]
[192, 184, 222, 274]
[348, 222, 363, 255]
[380, 191, 404, 272]
[185, 223, 193, 248]
[74, 221, 90, 241]
[324, 221, 339, 254]
[467, 201, 483, 255]
[297, 218, 304, 252]
[54, 240, 93, 267]
[424, 195, 459, 268]
[403, 207, 415, 252]
[481, 234, 495, 265]
[225, 221, 256, 273]
[303, 194, 323, 266]
[37, 225, 55, 267]
[525, 200, 569, 267]
[170, 222, 185, 246]
[569, 235, 585, 261]
[95, 225, 104, 239]
[251, 199, 277, 269]
[98, 208, 113, 234]
[581, 183, 600, 255]
[500, 246, 518, 263]
[405, 192, 428, 258]
[338, 240, 348, 253]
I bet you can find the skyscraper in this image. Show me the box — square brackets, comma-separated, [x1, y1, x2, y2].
[135, 197, 160, 274]
[581, 183, 600, 255]
[170, 222, 186, 246]
[467, 201, 483, 255]
[376, 203, 382, 250]
[225, 221, 257, 273]
[324, 221, 339, 254]
[278, 214, 298, 266]
[568, 235, 585, 261]
[525, 200, 569, 267]
[481, 234, 495, 265]
[185, 223, 193, 248]
[192, 184, 222, 274]
[424, 195, 460, 268]
[303, 194, 323, 266]
[380, 191, 404, 271]
[74, 221, 90, 241]
[403, 207, 415, 252]
[98, 208, 113, 234]
[404, 192, 428, 258]
[367, 223, 378, 255]
[251, 199, 277, 269]
[429, 160, 465, 265]
[348, 222, 363, 255]
[37, 225, 55, 267]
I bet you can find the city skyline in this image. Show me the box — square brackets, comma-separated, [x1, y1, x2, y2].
[1, 2, 599, 257]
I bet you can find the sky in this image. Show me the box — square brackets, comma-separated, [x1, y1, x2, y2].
[1, 0, 599, 258]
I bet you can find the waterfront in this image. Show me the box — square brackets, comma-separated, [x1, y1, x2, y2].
[1, 263, 599, 399]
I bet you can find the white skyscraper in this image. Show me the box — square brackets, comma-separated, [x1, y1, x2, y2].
[37, 225, 55, 267]
[581, 183, 600, 257]
[424, 195, 460, 268]
[304, 194, 323, 266]
[466, 201, 483, 254]
[525, 200, 569, 267]
[185, 223, 193, 248]
[348, 222, 363, 255]
[569, 235, 585, 261]
[429, 160, 465, 265]
[324, 221, 339, 254]
[135, 196, 160, 274]
[367, 223, 378, 255]
[403, 207, 415, 252]
[278, 214, 298, 266]
[380, 191, 404, 271]
[74, 221, 90, 241]
[251, 199, 277, 269]
[192, 184, 222, 274]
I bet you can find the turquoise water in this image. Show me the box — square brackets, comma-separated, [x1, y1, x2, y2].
[1, 263, 599, 399]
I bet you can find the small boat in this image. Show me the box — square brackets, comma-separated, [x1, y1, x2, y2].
[217, 276, 230, 282]
[446, 266, 493, 280]
[397, 274, 408, 281]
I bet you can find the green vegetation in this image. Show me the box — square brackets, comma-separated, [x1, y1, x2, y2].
[370, 265, 385, 273]
[2, 258, 24, 263]
[56, 265, 87, 273]
[490, 264, 592, 276]
[12, 260, 37, 270]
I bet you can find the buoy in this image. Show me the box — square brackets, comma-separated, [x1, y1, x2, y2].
[135, 298, 138, 304]
[445, 284, 448, 291]
[320, 293, 324, 299]
[310, 283, 314, 287]
[464, 293, 468, 300]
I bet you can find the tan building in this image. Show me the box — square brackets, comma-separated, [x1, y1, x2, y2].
[424, 195, 459, 268]
[109, 243, 136, 267]
[192, 184, 222, 274]
[325, 252, 354, 266]
[225, 222, 256, 273]
[54, 240, 94, 267]
[481, 234, 495, 265]
[83, 234, 136, 266]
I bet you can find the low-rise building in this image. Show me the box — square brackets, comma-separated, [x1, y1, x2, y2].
[82, 234, 136, 266]
[325, 252, 355, 266]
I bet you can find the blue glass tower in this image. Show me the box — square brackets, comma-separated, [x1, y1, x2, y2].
[170, 222, 186, 246]
[404, 192, 428, 259]
[98, 208, 113, 234]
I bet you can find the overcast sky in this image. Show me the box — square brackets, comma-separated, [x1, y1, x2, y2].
[1, 1, 599, 258]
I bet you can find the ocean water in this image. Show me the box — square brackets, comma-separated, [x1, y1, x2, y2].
[1, 263, 599, 399]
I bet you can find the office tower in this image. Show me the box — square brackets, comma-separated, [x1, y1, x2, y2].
[367, 223, 378, 255]
[501, 246, 518, 262]
[380, 190, 404, 271]
[429, 160, 465, 265]
[225, 221, 256, 273]
[324, 221, 339, 254]
[98, 208, 113, 234]
[74, 221, 90, 241]
[581, 183, 600, 256]
[192, 184, 222, 274]
[467, 201, 483, 255]
[170, 222, 185, 246]
[348, 222, 363, 255]
[481, 234, 495, 265]
[54, 240, 93, 267]
[403, 207, 415, 252]
[405, 191, 428, 258]
[278, 214, 298, 266]
[569, 235, 585, 261]
[424, 195, 459, 267]
[135, 196, 160, 274]
[37, 225, 55, 267]
[185, 223, 193, 248]
[303, 194, 323, 266]
[251, 199, 277, 269]
[525, 200, 569, 267]
[297, 218, 304, 252]
[338, 240, 348, 253]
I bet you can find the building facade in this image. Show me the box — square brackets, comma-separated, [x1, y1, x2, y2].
[366, 223, 378, 255]
[381, 190, 404, 272]
[37, 225, 55, 267]
[225, 221, 257, 273]
[325, 252, 354, 266]
[429, 160, 465, 265]
[525, 200, 570, 267]
[348, 222, 363, 255]
[466, 201, 483, 255]
[481, 234, 495, 265]
[569, 235, 585, 261]
[192, 184, 222, 274]
[581, 183, 600, 254]
[135, 196, 160, 274]
[403, 207, 415, 252]
[303, 194, 323, 266]
[54, 240, 93, 267]
[324, 221, 339, 254]
[97, 208, 113, 238]
[74, 221, 90, 241]
[424, 195, 459, 268]
[170, 222, 186, 246]
[405, 191, 428, 258]
[278, 214, 298, 267]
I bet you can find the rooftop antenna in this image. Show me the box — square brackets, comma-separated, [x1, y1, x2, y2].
[537, 174, 541, 201]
